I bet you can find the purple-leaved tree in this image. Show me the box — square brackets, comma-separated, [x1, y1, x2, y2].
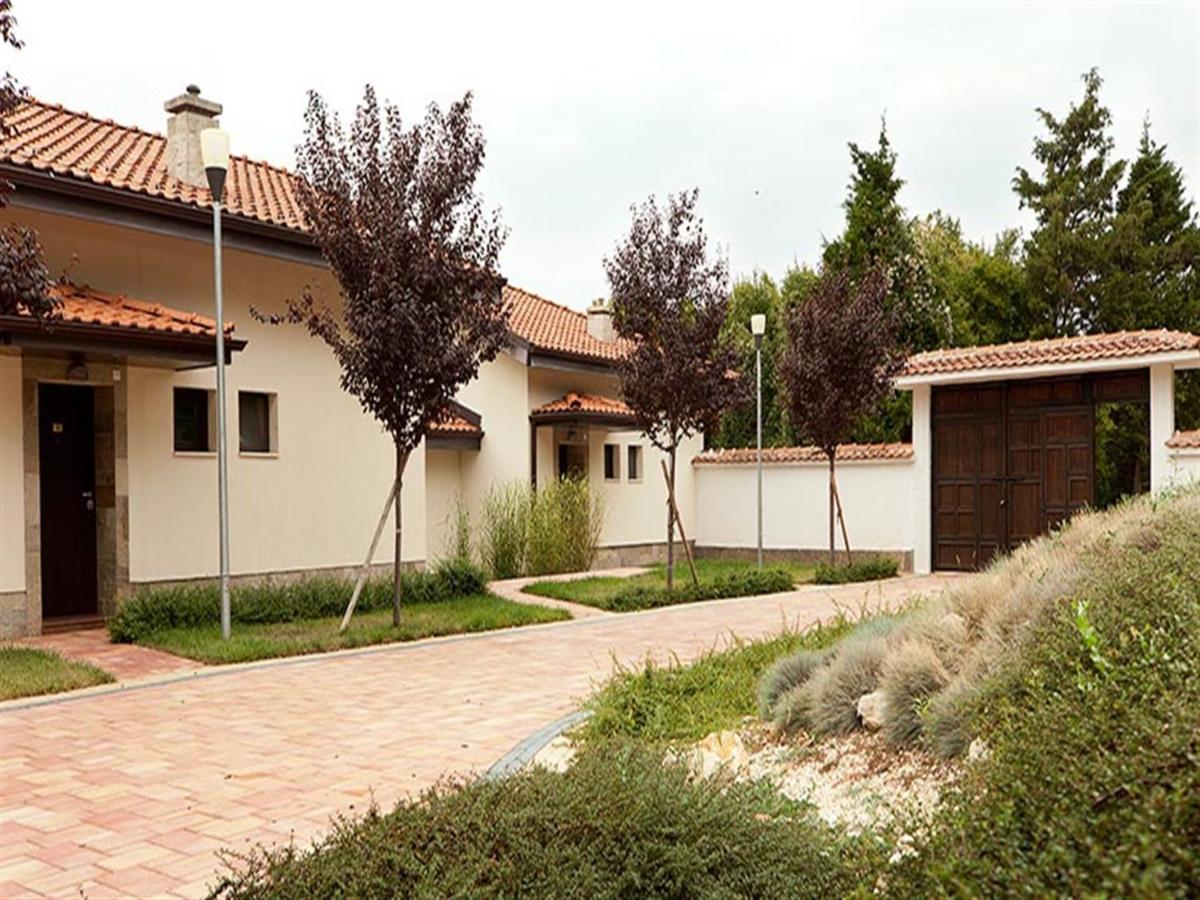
[604, 190, 743, 589]
[273, 87, 508, 623]
[777, 266, 906, 565]
[0, 0, 54, 320]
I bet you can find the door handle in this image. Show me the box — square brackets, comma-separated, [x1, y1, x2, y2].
[82, 490, 95, 512]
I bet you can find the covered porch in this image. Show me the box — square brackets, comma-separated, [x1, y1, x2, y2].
[528, 392, 641, 485]
[0, 283, 242, 637]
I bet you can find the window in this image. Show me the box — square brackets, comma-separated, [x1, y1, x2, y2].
[173, 388, 212, 452]
[603, 443, 620, 481]
[239, 391, 275, 453]
[627, 444, 643, 482]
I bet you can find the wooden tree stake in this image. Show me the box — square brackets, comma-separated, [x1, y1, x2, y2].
[661, 458, 700, 587]
[340, 479, 398, 633]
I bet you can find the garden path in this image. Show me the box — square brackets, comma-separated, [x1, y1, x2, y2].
[0, 573, 953, 899]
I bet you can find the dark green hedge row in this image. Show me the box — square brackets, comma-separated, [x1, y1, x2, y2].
[607, 567, 794, 611]
[108, 558, 487, 642]
[812, 555, 899, 584]
[209, 742, 877, 899]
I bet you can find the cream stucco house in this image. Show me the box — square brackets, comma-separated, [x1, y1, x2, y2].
[0, 88, 698, 638]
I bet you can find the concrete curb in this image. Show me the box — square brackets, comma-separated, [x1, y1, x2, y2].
[485, 710, 592, 780]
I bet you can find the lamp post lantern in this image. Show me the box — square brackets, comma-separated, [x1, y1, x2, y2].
[750, 313, 766, 569]
[201, 128, 232, 640]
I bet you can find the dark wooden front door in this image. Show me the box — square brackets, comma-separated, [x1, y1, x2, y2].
[932, 375, 1104, 571]
[38, 384, 98, 619]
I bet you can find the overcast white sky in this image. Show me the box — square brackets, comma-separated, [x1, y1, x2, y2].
[12, 1, 1200, 308]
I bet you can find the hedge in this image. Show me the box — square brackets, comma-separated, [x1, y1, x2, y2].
[108, 558, 487, 642]
[812, 555, 899, 585]
[607, 567, 794, 612]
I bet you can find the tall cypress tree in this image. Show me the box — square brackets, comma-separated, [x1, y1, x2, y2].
[1014, 68, 1126, 336]
[823, 120, 949, 353]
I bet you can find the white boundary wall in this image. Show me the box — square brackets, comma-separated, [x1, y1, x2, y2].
[693, 456, 917, 558]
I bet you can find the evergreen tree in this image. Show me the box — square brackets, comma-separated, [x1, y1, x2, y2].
[1098, 119, 1200, 334]
[916, 213, 1032, 346]
[1014, 68, 1126, 336]
[823, 120, 949, 353]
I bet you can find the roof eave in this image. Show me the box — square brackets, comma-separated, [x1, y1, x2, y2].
[0, 315, 247, 366]
[895, 350, 1200, 389]
[1, 163, 315, 250]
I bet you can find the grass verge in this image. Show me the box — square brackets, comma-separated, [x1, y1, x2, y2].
[135, 595, 568, 664]
[578, 616, 857, 748]
[0, 646, 113, 701]
[522, 558, 814, 611]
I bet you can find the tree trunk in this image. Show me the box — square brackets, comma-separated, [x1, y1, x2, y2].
[393, 446, 410, 627]
[827, 453, 836, 566]
[831, 470, 852, 566]
[666, 446, 677, 591]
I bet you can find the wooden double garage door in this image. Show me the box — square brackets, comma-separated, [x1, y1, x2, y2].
[932, 371, 1147, 571]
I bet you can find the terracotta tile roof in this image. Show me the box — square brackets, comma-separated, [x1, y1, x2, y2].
[428, 409, 482, 438]
[4, 282, 233, 338]
[902, 330, 1200, 378]
[505, 285, 629, 364]
[693, 443, 914, 465]
[1, 98, 632, 366]
[1167, 430, 1200, 450]
[530, 392, 636, 421]
[1, 98, 305, 231]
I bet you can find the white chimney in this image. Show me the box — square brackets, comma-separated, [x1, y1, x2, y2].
[164, 85, 223, 189]
[587, 298, 614, 342]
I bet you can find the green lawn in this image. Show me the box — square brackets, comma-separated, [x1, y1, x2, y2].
[136, 594, 569, 665]
[521, 558, 815, 610]
[0, 646, 113, 701]
[579, 617, 856, 747]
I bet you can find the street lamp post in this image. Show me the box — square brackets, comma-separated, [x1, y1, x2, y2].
[201, 128, 232, 640]
[750, 313, 766, 569]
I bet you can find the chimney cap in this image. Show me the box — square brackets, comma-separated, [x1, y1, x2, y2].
[165, 85, 222, 118]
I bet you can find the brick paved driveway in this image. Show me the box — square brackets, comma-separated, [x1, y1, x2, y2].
[0, 574, 951, 898]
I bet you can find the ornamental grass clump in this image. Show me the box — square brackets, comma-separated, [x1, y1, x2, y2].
[758, 487, 1200, 757]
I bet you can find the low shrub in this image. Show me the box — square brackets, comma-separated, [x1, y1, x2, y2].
[607, 567, 793, 612]
[108, 559, 488, 643]
[886, 485, 1200, 896]
[813, 555, 900, 584]
[209, 743, 879, 899]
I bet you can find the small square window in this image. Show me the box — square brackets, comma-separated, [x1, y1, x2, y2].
[174, 388, 212, 452]
[627, 445, 643, 482]
[603, 443, 620, 481]
[239, 391, 276, 453]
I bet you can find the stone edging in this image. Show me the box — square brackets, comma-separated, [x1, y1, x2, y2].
[485, 710, 592, 780]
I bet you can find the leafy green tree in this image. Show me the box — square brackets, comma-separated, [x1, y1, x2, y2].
[823, 120, 950, 353]
[714, 273, 792, 448]
[916, 213, 1032, 346]
[1014, 68, 1126, 336]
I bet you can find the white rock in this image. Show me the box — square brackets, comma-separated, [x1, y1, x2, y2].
[857, 691, 886, 729]
[679, 730, 749, 780]
[967, 738, 990, 763]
